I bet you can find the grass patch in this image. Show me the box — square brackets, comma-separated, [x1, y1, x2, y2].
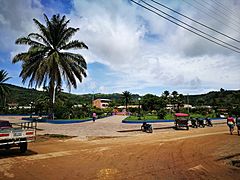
[125, 114, 174, 120]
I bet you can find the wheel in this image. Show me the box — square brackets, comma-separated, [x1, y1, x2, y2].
[20, 142, 28, 153]
[148, 127, 153, 133]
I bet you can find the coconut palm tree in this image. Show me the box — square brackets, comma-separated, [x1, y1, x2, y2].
[122, 91, 131, 112]
[12, 14, 88, 119]
[0, 70, 11, 107]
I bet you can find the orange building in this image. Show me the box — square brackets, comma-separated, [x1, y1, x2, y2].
[92, 99, 111, 109]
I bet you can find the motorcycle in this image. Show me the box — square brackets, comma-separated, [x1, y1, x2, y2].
[205, 118, 213, 127]
[141, 122, 153, 133]
[190, 118, 198, 128]
[197, 118, 205, 128]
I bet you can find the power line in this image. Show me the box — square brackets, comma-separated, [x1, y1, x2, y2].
[140, 0, 240, 51]
[129, 0, 240, 54]
[210, 0, 240, 21]
[198, 0, 240, 27]
[191, 0, 240, 29]
[182, 0, 240, 34]
[149, 0, 240, 43]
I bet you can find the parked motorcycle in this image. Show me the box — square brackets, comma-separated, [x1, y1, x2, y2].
[197, 118, 205, 128]
[190, 118, 198, 128]
[205, 118, 213, 127]
[141, 122, 153, 133]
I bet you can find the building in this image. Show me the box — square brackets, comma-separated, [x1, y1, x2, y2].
[7, 103, 18, 110]
[92, 99, 111, 109]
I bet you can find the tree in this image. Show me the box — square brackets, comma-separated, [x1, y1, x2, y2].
[163, 90, 170, 97]
[12, 14, 88, 119]
[170, 91, 183, 112]
[162, 90, 170, 104]
[0, 70, 11, 107]
[122, 91, 131, 112]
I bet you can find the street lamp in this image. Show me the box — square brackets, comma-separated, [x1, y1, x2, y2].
[138, 97, 141, 120]
[30, 101, 33, 118]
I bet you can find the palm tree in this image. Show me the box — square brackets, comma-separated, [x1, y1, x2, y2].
[12, 14, 88, 119]
[0, 70, 11, 107]
[162, 90, 170, 104]
[122, 91, 131, 112]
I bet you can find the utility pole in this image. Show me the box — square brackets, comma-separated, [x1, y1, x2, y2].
[187, 93, 189, 114]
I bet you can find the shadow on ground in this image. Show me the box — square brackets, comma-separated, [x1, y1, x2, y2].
[117, 126, 174, 133]
[0, 149, 37, 159]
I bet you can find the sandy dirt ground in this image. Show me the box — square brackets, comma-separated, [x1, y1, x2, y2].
[0, 116, 240, 180]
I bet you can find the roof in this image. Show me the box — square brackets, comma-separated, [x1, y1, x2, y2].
[94, 99, 111, 101]
[175, 113, 189, 117]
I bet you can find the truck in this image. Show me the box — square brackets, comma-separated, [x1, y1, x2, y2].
[0, 120, 37, 153]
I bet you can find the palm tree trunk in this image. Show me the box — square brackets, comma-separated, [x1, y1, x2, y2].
[52, 85, 56, 120]
[49, 81, 56, 120]
[125, 99, 128, 113]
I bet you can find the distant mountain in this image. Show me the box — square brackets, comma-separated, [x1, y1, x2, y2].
[4, 84, 240, 107]
[4, 84, 139, 106]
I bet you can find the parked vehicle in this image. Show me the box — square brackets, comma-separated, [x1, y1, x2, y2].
[205, 118, 213, 127]
[197, 118, 205, 128]
[0, 120, 37, 153]
[141, 122, 153, 133]
[174, 113, 189, 130]
[190, 117, 198, 128]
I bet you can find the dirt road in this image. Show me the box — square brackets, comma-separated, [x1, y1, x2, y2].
[0, 122, 240, 180]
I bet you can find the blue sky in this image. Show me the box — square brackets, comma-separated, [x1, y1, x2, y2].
[0, 0, 240, 95]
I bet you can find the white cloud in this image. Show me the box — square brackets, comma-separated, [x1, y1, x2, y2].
[1, 0, 240, 95]
[0, 0, 44, 53]
[68, 0, 240, 94]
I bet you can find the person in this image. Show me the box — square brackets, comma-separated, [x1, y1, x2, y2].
[227, 115, 235, 135]
[92, 112, 97, 122]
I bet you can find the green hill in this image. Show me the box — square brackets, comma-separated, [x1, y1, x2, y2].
[3, 84, 240, 108]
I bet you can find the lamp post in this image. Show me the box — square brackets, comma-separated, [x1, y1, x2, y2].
[138, 97, 141, 120]
[30, 101, 33, 118]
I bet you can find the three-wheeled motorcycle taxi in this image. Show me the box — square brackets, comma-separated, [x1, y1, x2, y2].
[174, 113, 189, 130]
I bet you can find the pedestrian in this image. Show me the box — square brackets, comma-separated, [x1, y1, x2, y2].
[227, 115, 235, 135]
[92, 112, 97, 122]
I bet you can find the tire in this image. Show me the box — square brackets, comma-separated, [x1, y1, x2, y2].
[20, 142, 28, 153]
[149, 127, 153, 133]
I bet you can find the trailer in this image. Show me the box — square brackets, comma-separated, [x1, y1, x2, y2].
[0, 120, 37, 153]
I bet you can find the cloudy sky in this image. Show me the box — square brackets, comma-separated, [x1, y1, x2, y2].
[0, 0, 240, 95]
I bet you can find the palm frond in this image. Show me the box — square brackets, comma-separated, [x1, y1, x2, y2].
[28, 33, 51, 47]
[60, 40, 88, 50]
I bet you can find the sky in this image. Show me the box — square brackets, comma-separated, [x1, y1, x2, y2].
[0, 0, 240, 96]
